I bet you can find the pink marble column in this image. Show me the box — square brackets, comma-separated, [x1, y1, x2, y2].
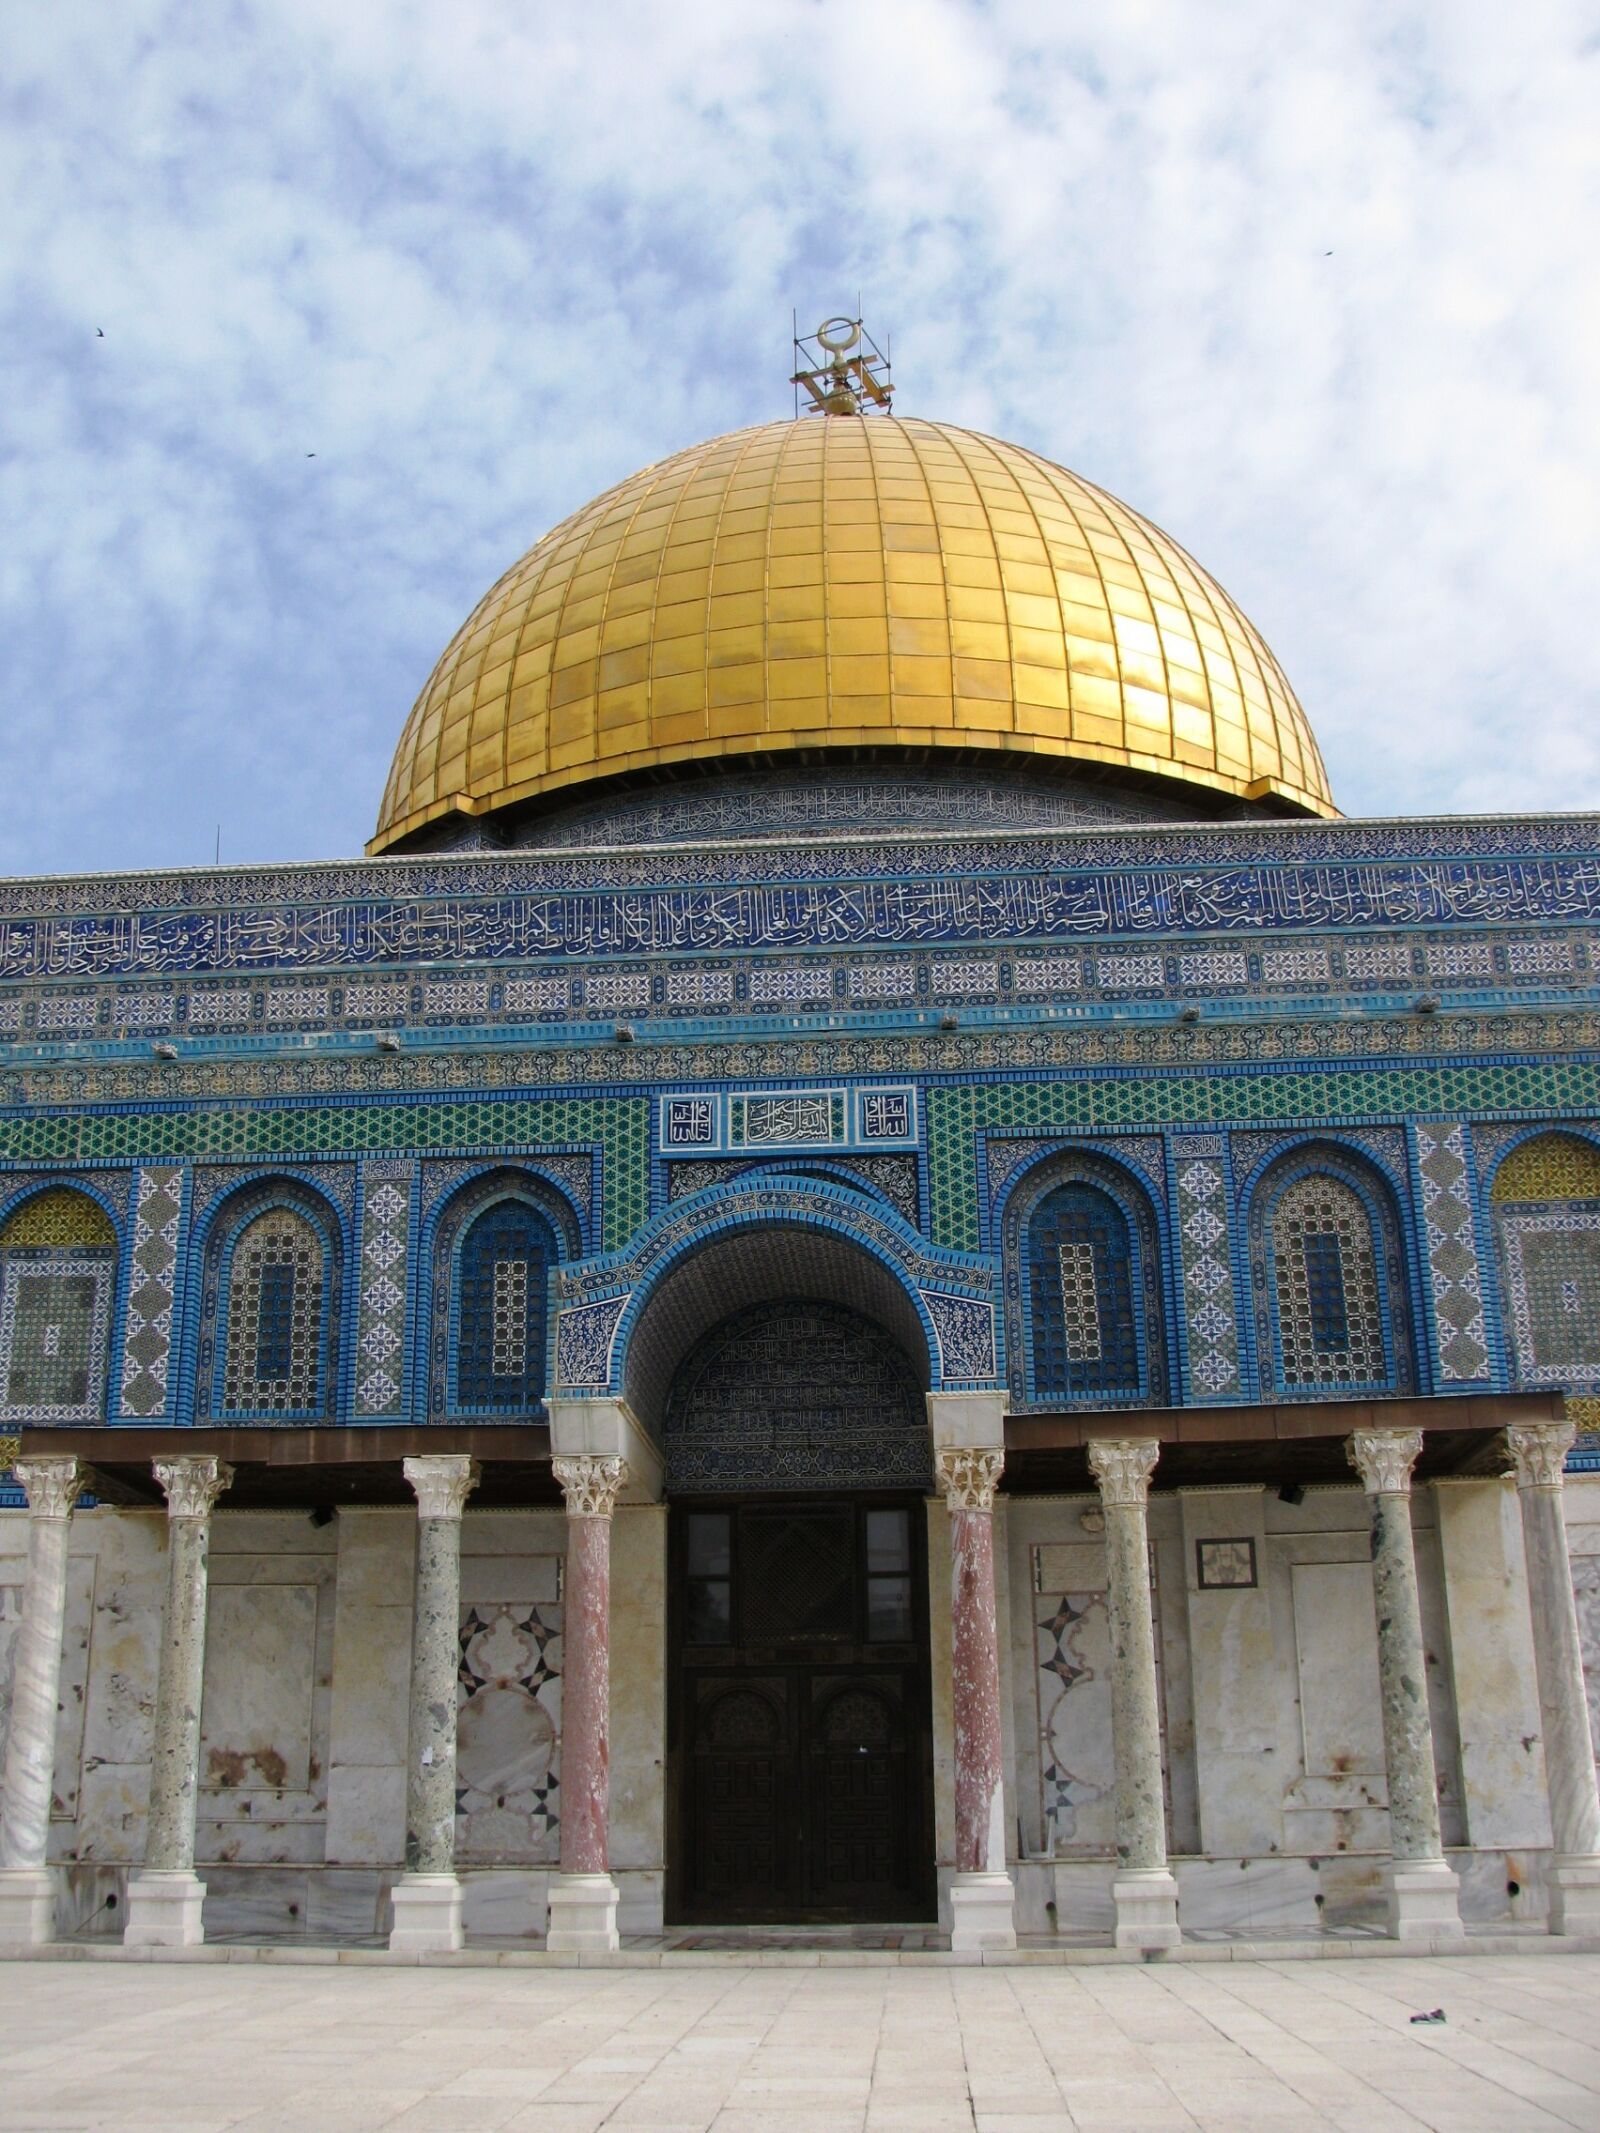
[937, 1447, 1016, 1952]
[548, 1454, 628, 1951]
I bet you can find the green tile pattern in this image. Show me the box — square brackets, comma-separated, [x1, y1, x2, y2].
[0, 1099, 649, 1253]
[928, 1061, 1600, 1250]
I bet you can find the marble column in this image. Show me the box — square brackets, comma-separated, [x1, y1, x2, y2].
[124, 1455, 233, 1948]
[1087, 1437, 1180, 1949]
[0, 1457, 83, 1945]
[389, 1453, 477, 1952]
[1346, 1428, 1462, 1939]
[936, 1446, 1017, 1953]
[1506, 1418, 1600, 1934]
[547, 1453, 627, 1953]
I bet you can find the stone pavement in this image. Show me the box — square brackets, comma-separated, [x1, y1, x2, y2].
[4, 1953, 1600, 2132]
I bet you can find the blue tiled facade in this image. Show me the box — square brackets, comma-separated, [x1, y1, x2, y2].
[0, 801, 1598, 1472]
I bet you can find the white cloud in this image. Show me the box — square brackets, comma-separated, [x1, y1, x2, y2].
[0, 0, 1596, 871]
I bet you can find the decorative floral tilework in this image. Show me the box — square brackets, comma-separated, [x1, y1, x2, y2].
[220, 1208, 326, 1415]
[1175, 1154, 1240, 1399]
[1413, 1122, 1489, 1383]
[120, 1165, 185, 1417]
[353, 1160, 413, 1416]
[847, 962, 916, 999]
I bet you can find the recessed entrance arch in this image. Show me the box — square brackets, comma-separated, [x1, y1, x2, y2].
[636, 1218, 938, 1927]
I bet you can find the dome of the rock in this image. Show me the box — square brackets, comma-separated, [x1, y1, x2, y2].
[370, 415, 1334, 852]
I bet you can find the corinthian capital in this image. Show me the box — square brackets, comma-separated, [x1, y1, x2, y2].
[402, 1453, 479, 1521]
[13, 1456, 83, 1521]
[1346, 1427, 1423, 1496]
[553, 1454, 628, 1519]
[1087, 1436, 1159, 1508]
[153, 1455, 234, 1520]
[1506, 1420, 1576, 1492]
[936, 1446, 1004, 1512]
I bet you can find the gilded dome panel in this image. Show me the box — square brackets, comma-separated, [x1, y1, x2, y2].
[371, 417, 1335, 850]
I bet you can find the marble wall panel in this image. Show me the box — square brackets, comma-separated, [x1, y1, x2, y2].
[0, 1547, 94, 1823]
[1179, 1489, 1281, 1856]
[72, 1511, 165, 1863]
[1434, 1478, 1552, 1848]
[197, 1523, 336, 1867]
[325, 1510, 413, 1867]
[1284, 1558, 1390, 1852]
[608, 1505, 665, 1898]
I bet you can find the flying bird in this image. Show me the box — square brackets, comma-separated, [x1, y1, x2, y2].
[95, 327, 104, 336]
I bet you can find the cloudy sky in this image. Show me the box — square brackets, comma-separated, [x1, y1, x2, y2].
[2, 2, 1596, 875]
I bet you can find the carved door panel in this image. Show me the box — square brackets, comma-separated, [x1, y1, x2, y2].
[687, 1676, 793, 1914]
[669, 1497, 935, 1925]
[807, 1676, 915, 1916]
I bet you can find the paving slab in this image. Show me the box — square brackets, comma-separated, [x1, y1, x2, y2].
[4, 1956, 1600, 2131]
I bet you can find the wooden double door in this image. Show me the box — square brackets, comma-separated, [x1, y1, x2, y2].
[667, 1496, 936, 1925]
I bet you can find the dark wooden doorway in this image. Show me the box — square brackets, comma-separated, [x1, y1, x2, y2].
[667, 1496, 936, 1925]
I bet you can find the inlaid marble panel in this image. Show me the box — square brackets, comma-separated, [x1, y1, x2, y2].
[456, 1553, 563, 1866]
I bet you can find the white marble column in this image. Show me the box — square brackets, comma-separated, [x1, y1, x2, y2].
[389, 1453, 477, 1952]
[0, 1457, 83, 1945]
[124, 1455, 233, 1948]
[1507, 1418, 1600, 1934]
[547, 1453, 627, 1953]
[1346, 1428, 1462, 1939]
[936, 1446, 1017, 1954]
[1087, 1437, 1180, 1950]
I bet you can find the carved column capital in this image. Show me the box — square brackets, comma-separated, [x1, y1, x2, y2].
[936, 1446, 1004, 1512]
[402, 1453, 479, 1521]
[1087, 1437, 1159, 1507]
[153, 1455, 233, 1520]
[1346, 1428, 1423, 1495]
[553, 1454, 628, 1519]
[1506, 1420, 1576, 1492]
[12, 1455, 83, 1521]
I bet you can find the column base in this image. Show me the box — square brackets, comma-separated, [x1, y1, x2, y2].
[123, 1869, 207, 1948]
[0, 1867, 58, 1946]
[1112, 1867, 1181, 1950]
[388, 1872, 464, 1953]
[546, 1871, 620, 1954]
[948, 1870, 1017, 1954]
[1548, 1856, 1600, 1936]
[1386, 1859, 1464, 1941]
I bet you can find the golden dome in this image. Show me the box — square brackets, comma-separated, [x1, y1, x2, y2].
[371, 417, 1335, 851]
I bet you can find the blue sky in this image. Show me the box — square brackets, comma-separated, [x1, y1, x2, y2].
[2, 1, 1597, 875]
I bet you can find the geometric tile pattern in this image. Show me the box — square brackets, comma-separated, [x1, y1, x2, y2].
[120, 1165, 185, 1417]
[0, 1100, 648, 1252]
[663, 1300, 931, 1494]
[0, 1252, 114, 1421]
[0, 1188, 114, 1247]
[925, 1065, 1600, 1251]
[219, 1208, 325, 1415]
[1174, 1148, 1241, 1400]
[1270, 1175, 1388, 1391]
[1499, 1208, 1600, 1387]
[1491, 1130, 1600, 1204]
[352, 1159, 413, 1417]
[1413, 1122, 1490, 1383]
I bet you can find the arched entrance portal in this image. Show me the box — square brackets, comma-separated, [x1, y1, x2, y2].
[634, 1224, 937, 1926]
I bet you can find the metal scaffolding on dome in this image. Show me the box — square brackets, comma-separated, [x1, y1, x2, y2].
[791, 312, 893, 417]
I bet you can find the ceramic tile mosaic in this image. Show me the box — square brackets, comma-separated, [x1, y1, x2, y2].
[1174, 1145, 1241, 1400]
[119, 1165, 185, 1417]
[352, 1159, 413, 1417]
[1413, 1122, 1490, 1383]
